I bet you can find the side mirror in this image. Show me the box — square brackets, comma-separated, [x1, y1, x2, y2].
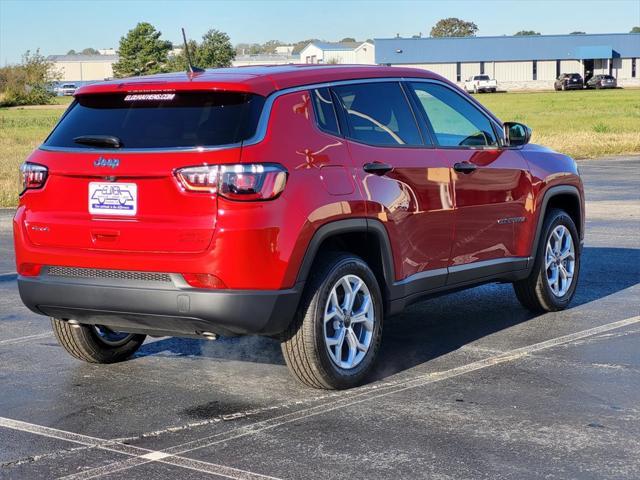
[504, 122, 532, 147]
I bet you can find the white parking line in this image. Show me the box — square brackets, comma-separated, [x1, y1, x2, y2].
[61, 315, 640, 479]
[0, 332, 52, 346]
[0, 418, 282, 480]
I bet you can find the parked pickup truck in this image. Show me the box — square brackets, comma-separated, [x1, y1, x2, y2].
[464, 75, 497, 93]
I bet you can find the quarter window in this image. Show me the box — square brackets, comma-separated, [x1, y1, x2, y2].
[332, 82, 423, 146]
[311, 88, 340, 136]
[409, 82, 498, 147]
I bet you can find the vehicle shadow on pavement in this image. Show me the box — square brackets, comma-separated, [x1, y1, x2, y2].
[135, 247, 638, 380]
[369, 246, 639, 382]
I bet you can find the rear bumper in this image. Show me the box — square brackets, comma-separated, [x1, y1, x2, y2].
[18, 272, 302, 337]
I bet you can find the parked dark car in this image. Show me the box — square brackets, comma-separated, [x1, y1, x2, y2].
[554, 73, 584, 91]
[586, 74, 617, 89]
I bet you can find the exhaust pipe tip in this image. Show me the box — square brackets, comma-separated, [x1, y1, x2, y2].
[199, 331, 218, 341]
[67, 319, 82, 328]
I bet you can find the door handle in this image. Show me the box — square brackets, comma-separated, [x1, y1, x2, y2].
[363, 162, 393, 176]
[453, 162, 477, 174]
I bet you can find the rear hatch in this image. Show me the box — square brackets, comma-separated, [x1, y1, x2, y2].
[23, 90, 264, 253]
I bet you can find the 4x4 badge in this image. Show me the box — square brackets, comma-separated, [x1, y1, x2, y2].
[94, 157, 120, 169]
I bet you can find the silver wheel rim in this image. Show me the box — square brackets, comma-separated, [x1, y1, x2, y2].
[93, 325, 134, 346]
[545, 225, 576, 297]
[323, 274, 375, 370]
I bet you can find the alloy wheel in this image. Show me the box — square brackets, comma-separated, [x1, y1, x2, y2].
[323, 274, 375, 370]
[545, 225, 576, 297]
[93, 325, 136, 347]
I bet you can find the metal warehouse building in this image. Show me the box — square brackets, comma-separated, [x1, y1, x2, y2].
[48, 54, 118, 82]
[376, 33, 640, 90]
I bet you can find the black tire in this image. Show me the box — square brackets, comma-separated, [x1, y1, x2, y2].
[280, 252, 383, 389]
[51, 318, 146, 364]
[513, 209, 581, 312]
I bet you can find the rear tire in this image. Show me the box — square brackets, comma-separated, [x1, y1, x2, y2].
[513, 209, 580, 312]
[51, 318, 146, 364]
[280, 252, 383, 389]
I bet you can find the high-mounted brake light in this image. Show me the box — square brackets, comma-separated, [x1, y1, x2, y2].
[20, 162, 48, 194]
[175, 164, 288, 201]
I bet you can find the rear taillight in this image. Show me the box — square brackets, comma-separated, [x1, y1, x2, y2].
[19, 162, 48, 194]
[175, 163, 288, 201]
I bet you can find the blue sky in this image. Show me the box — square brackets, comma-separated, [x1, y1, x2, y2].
[1, 0, 639, 64]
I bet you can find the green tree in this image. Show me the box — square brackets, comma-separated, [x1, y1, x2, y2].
[430, 18, 478, 37]
[112, 22, 172, 77]
[631, 26, 640, 33]
[339, 37, 356, 43]
[515, 30, 540, 36]
[292, 39, 320, 54]
[196, 29, 235, 68]
[262, 40, 284, 53]
[570, 31, 586, 35]
[165, 39, 199, 72]
[81, 47, 99, 55]
[0, 50, 58, 106]
[66, 49, 77, 55]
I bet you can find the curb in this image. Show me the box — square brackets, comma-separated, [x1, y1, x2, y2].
[0, 272, 17, 282]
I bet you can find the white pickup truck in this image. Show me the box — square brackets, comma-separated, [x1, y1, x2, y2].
[464, 75, 498, 93]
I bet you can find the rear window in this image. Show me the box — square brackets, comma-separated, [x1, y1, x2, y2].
[569, 74, 582, 79]
[45, 92, 265, 149]
[475, 75, 491, 81]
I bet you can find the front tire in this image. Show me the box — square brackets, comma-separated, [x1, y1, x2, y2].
[513, 209, 580, 312]
[51, 318, 146, 363]
[281, 252, 383, 389]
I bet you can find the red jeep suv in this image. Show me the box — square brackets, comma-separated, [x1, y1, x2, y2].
[14, 66, 584, 389]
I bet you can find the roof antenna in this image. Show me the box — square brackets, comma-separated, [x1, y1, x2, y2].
[181, 28, 204, 74]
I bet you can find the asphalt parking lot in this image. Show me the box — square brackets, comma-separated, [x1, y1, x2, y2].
[1, 155, 639, 480]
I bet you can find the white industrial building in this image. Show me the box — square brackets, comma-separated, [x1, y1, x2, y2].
[48, 54, 118, 82]
[376, 33, 640, 90]
[299, 41, 375, 64]
[232, 53, 299, 67]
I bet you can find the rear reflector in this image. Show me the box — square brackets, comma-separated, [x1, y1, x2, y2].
[18, 263, 42, 277]
[182, 273, 227, 289]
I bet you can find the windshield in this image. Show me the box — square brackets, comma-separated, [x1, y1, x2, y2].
[44, 91, 265, 149]
[569, 74, 582, 79]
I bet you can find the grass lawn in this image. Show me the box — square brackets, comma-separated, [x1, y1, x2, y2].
[473, 88, 640, 160]
[0, 89, 639, 207]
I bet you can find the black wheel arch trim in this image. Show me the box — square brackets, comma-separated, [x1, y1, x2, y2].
[295, 218, 397, 294]
[528, 185, 584, 271]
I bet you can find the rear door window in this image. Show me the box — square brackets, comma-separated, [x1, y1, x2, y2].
[44, 92, 265, 149]
[332, 82, 423, 146]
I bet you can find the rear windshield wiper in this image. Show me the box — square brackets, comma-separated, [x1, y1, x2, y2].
[73, 135, 123, 148]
